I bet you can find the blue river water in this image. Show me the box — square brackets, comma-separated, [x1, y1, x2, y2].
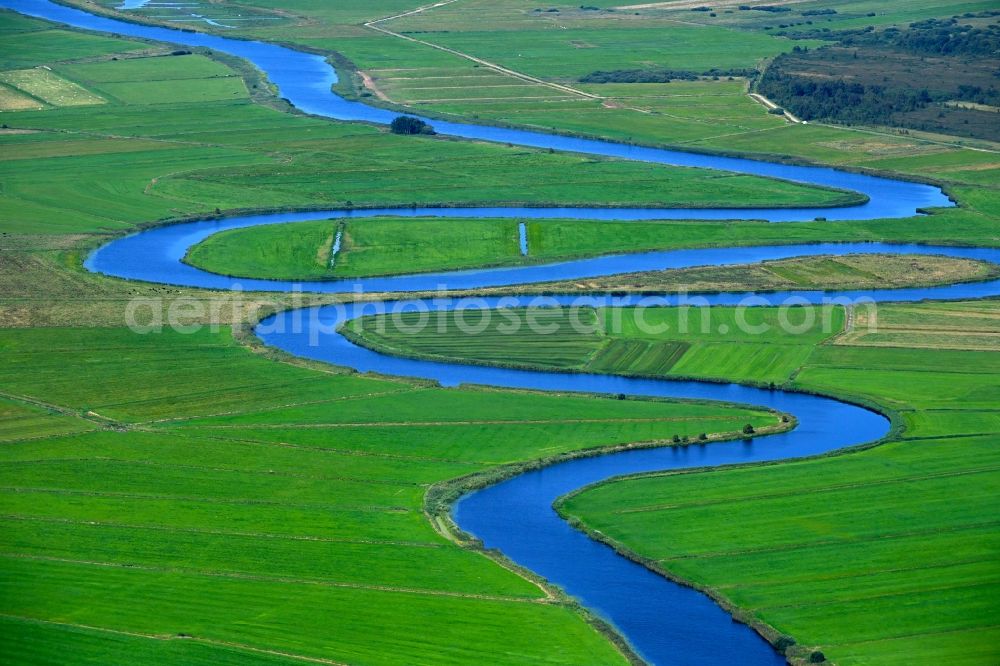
[5, 0, 996, 663]
[261, 298, 890, 666]
[4, 0, 950, 225]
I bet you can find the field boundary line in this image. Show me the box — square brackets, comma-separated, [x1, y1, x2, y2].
[178, 415, 752, 429]
[658, 518, 1000, 561]
[0, 613, 350, 665]
[822, 622, 1000, 648]
[615, 463, 1000, 514]
[1, 552, 549, 603]
[366, 0, 465, 24]
[750, 578, 1000, 613]
[0, 486, 413, 513]
[364, 3, 601, 101]
[819, 121, 1000, 154]
[184, 432, 482, 465]
[713, 556, 1000, 593]
[0, 390, 121, 429]
[140, 386, 419, 425]
[8, 456, 427, 487]
[0, 514, 443, 547]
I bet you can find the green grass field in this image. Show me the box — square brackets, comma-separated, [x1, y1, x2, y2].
[560, 432, 1000, 665]
[185, 219, 341, 280]
[0, 325, 779, 665]
[184, 216, 526, 279]
[0, 67, 104, 107]
[184, 210, 1000, 281]
[0, 82, 42, 110]
[349, 301, 1000, 663]
[70, 0, 1000, 184]
[347, 304, 845, 384]
[393, 23, 816, 79]
[0, 11, 865, 236]
[4, 1, 1000, 664]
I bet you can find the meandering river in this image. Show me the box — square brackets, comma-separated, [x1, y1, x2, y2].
[7, 0, 998, 663]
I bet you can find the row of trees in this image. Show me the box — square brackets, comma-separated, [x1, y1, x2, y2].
[580, 67, 754, 83]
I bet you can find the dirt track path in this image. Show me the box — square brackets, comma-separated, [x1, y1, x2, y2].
[363, 1, 601, 101]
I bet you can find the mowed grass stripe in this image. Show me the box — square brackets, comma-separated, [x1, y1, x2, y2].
[346, 301, 997, 662]
[0, 557, 630, 666]
[0, 321, 772, 664]
[169, 420, 772, 465]
[0, 398, 94, 442]
[0, 328, 407, 421]
[0, 430, 487, 478]
[1, 513, 444, 548]
[0, 68, 104, 107]
[349, 306, 842, 384]
[0, 462, 428, 508]
[1, 487, 439, 544]
[0, 544, 543, 601]
[0, 614, 312, 666]
[568, 472, 1000, 557]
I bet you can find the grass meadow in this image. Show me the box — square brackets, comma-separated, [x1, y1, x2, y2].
[71, 0, 1000, 191]
[0, 68, 104, 107]
[185, 211, 1000, 282]
[350, 301, 1000, 664]
[348, 305, 845, 385]
[0, 11, 858, 235]
[3, 1, 1000, 664]
[0, 325, 778, 665]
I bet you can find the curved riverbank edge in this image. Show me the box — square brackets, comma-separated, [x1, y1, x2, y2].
[205, 244, 994, 289]
[550, 383, 904, 665]
[235, 302, 798, 665]
[256, 298, 894, 664]
[426, 421, 797, 666]
[86, 207, 1000, 294]
[322, 47, 976, 193]
[6, 0, 953, 226]
[83, 207, 1000, 293]
[7, 1, 986, 663]
[554, 492, 804, 664]
[48, 0, 968, 195]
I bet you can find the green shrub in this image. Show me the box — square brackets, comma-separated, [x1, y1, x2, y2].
[390, 116, 435, 135]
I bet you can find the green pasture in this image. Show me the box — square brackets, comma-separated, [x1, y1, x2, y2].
[348, 299, 1000, 663]
[184, 216, 525, 279]
[562, 429, 1000, 665]
[185, 219, 339, 280]
[183, 210, 1000, 281]
[399, 24, 813, 80]
[3, 2, 1000, 664]
[0, 68, 104, 107]
[0, 11, 863, 235]
[357, 299, 999, 664]
[0, 27, 140, 69]
[347, 305, 844, 384]
[0, 325, 776, 665]
[66, 0, 1000, 193]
